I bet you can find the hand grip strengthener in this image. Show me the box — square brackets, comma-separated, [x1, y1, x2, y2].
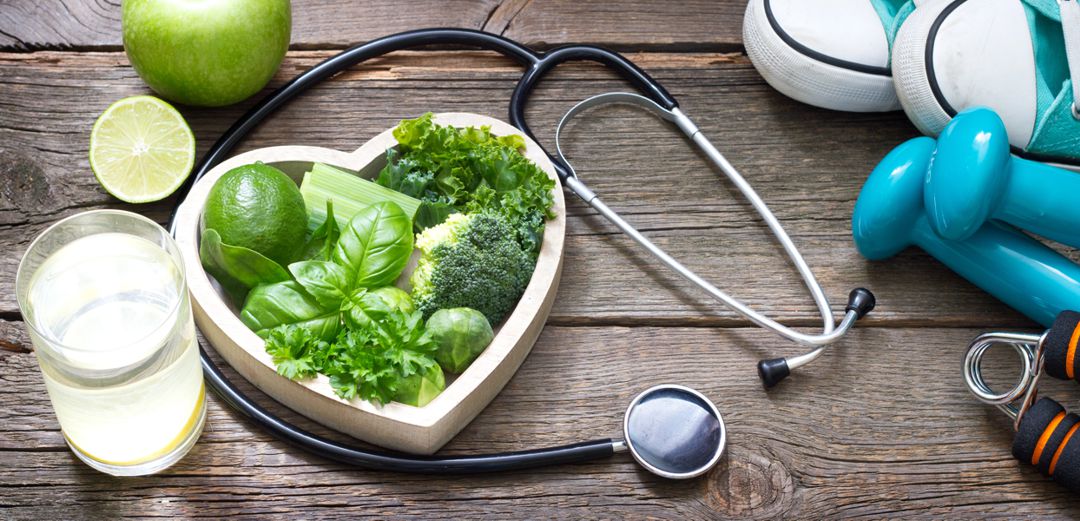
[964, 311, 1080, 492]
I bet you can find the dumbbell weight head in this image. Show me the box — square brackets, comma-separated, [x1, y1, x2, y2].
[852, 136, 936, 260]
[924, 108, 1012, 242]
[919, 107, 1080, 248]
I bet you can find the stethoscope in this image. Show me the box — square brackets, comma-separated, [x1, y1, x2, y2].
[168, 28, 875, 478]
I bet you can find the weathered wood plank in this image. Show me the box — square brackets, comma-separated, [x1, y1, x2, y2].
[0, 50, 1036, 328]
[0, 0, 745, 52]
[1, 323, 1078, 519]
[498, 0, 745, 52]
[0, 0, 497, 51]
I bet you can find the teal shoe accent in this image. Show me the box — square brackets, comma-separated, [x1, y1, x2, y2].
[1028, 80, 1080, 159]
[1023, 0, 1061, 21]
[1020, 0, 1080, 160]
[869, 0, 918, 54]
[1023, 0, 1068, 132]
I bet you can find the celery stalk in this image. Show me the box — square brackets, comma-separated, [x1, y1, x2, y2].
[300, 163, 422, 230]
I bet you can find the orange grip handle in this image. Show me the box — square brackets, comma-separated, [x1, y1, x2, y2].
[1014, 397, 1080, 492]
[1042, 311, 1080, 381]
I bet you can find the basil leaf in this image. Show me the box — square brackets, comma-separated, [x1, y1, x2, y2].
[200, 228, 290, 303]
[341, 287, 413, 330]
[332, 201, 413, 288]
[288, 260, 354, 309]
[240, 281, 341, 341]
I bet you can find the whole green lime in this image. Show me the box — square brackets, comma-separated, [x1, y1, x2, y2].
[202, 163, 307, 265]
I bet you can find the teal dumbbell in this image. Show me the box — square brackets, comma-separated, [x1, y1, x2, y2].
[924, 107, 1080, 247]
[852, 136, 1080, 327]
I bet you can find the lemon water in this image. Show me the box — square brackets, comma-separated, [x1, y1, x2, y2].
[27, 232, 205, 468]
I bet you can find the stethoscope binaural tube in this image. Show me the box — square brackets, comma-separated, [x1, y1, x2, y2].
[552, 93, 876, 387]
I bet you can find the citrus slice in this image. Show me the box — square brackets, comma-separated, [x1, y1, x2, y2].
[89, 95, 195, 203]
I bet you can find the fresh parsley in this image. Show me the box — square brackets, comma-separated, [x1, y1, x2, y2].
[264, 325, 323, 380]
[267, 309, 439, 406]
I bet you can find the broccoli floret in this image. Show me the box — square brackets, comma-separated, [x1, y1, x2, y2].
[410, 212, 535, 325]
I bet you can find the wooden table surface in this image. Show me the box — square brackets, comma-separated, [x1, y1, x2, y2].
[3, 1, 1079, 519]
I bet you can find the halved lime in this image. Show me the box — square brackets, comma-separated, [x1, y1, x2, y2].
[89, 96, 196, 203]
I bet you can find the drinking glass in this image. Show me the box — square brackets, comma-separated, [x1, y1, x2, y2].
[15, 210, 206, 476]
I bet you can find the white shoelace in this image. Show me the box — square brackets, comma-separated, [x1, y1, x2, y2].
[1062, 0, 1080, 117]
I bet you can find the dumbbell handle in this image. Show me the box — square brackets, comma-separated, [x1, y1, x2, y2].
[1013, 397, 1080, 493]
[992, 158, 1080, 250]
[909, 219, 1080, 327]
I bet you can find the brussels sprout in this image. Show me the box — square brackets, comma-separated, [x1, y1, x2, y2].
[427, 308, 495, 373]
[394, 364, 445, 407]
[341, 286, 414, 329]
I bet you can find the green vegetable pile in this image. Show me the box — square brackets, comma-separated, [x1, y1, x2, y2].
[200, 114, 556, 408]
[238, 200, 440, 405]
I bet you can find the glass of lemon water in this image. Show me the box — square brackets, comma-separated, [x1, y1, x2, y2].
[16, 210, 205, 476]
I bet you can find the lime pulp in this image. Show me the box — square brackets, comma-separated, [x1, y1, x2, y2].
[89, 95, 196, 203]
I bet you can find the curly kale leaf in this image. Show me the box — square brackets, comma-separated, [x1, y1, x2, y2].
[375, 113, 555, 255]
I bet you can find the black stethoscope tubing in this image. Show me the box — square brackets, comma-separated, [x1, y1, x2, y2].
[203, 352, 616, 473]
[173, 27, 676, 208]
[170, 28, 677, 474]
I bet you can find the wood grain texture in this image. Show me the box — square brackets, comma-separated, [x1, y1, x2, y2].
[0, 50, 1039, 329]
[2, 324, 1080, 519]
[0, 0, 497, 51]
[0, 0, 744, 52]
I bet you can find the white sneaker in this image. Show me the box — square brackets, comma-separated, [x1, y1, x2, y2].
[743, 0, 929, 112]
[892, 0, 1080, 163]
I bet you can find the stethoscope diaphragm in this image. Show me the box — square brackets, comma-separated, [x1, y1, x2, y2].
[621, 384, 726, 479]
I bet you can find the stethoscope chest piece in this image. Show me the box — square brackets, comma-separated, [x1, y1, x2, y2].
[621, 384, 726, 479]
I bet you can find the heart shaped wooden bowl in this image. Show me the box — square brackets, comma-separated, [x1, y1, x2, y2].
[172, 113, 565, 454]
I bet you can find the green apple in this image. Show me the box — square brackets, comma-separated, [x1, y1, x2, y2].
[122, 0, 291, 107]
